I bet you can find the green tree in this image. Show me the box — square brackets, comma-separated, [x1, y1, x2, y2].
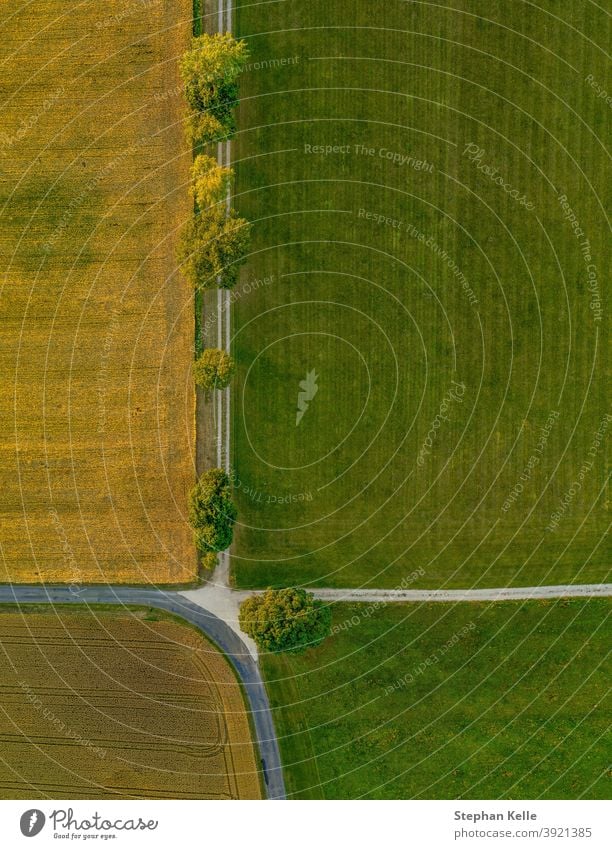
[188, 468, 237, 553]
[178, 206, 251, 290]
[239, 588, 332, 653]
[180, 33, 249, 144]
[184, 111, 226, 148]
[194, 348, 236, 394]
[191, 154, 233, 211]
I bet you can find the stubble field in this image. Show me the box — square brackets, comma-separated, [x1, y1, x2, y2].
[0, 0, 196, 583]
[0, 607, 261, 799]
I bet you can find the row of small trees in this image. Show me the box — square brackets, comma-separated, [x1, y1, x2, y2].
[182, 36, 245, 567]
[178, 34, 251, 293]
[181, 35, 331, 654]
[179, 36, 245, 398]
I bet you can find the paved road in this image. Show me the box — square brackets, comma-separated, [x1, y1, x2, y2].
[0, 585, 286, 801]
[1, 580, 609, 802]
[311, 583, 612, 603]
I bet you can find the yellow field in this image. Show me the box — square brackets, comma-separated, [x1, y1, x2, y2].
[0, 1, 195, 582]
[0, 609, 262, 798]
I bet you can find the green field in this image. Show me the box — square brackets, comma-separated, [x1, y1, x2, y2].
[230, 0, 609, 588]
[262, 599, 611, 799]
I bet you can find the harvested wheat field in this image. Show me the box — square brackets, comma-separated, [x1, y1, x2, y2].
[0, 2, 195, 582]
[0, 608, 262, 798]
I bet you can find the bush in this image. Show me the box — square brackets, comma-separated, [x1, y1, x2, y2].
[239, 588, 332, 653]
[191, 154, 233, 211]
[200, 551, 218, 576]
[180, 33, 249, 144]
[194, 348, 235, 394]
[188, 468, 237, 553]
[178, 206, 251, 290]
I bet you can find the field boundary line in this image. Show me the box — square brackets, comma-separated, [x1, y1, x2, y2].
[212, 0, 234, 588]
[305, 584, 612, 602]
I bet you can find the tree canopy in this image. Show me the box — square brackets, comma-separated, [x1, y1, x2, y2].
[180, 33, 249, 144]
[239, 588, 332, 653]
[178, 206, 251, 290]
[191, 154, 233, 211]
[188, 468, 237, 553]
[194, 348, 236, 394]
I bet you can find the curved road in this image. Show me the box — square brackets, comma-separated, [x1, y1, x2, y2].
[0, 585, 286, 801]
[1, 582, 609, 801]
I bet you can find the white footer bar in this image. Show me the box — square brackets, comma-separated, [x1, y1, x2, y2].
[0, 800, 609, 848]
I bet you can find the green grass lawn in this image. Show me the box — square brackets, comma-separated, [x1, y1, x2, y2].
[261, 599, 611, 799]
[231, 0, 609, 588]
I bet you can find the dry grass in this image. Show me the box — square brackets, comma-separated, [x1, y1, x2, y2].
[0, 1, 195, 583]
[0, 608, 262, 799]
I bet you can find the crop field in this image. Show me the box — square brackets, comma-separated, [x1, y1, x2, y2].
[262, 599, 611, 799]
[0, 608, 261, 799]
[0, 1, 195, 582]
[231, 1, 609, 588]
